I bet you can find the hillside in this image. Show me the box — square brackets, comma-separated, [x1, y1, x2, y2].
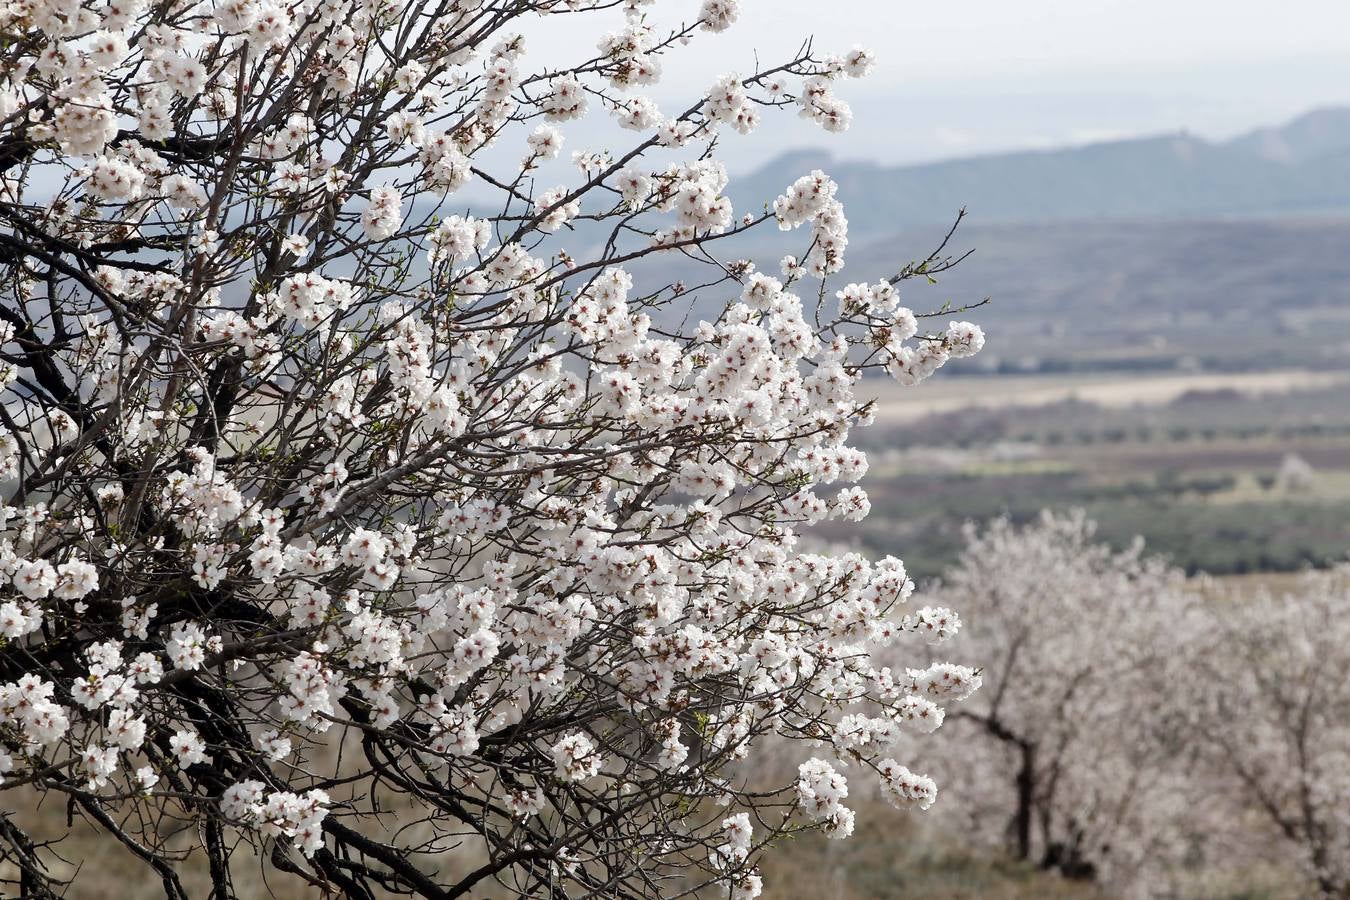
[732, 107, 1350, 229]
[840, 217, 1350, 373]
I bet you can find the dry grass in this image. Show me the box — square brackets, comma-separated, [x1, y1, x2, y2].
[757, 811, 1109, 900]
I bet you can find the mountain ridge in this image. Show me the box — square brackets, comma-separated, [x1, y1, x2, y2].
[732, 106, 1350, 229]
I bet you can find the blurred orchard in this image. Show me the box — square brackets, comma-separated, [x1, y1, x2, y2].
[843, 515, 1350, 900]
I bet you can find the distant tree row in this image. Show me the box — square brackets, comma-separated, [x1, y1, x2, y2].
[925, 513, 1350, 898]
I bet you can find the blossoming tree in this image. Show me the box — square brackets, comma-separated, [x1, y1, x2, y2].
[0, 0, 989, 896]
[1194, 567, 1350, 898]
[922, 513, 1202, 892]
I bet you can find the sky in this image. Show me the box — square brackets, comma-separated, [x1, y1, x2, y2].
[527, 0, 1350, 171]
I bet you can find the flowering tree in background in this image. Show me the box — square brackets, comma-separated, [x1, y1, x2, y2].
[1194, 567, 1350, 898]
[923, 512, 1202, 892]
[0, 0, 989, 896]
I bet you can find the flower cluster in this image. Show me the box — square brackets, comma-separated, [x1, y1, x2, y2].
[775, 170, 849, 275]
[361, 185, 404, 241]
[220, 782, 330, 857]
[551, 732, 603, 783]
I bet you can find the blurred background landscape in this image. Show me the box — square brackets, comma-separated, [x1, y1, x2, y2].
[717, 103, 1350, 586]
[675, 5, 1350, 895]
[746, 108, 1350, 897]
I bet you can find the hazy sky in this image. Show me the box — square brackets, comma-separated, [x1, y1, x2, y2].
[763, 0, 1349, 156]
[533, 0, 1350, 170]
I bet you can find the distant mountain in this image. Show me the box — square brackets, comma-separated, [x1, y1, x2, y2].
[1224, 107, 1350, 164]
[733, 107, 1350, 230]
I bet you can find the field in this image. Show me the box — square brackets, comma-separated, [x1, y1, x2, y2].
[829, 367, 1350, 583]
[855, 369, 1350, 423]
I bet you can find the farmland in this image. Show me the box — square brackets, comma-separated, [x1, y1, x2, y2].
[829, 368, 1350, 582]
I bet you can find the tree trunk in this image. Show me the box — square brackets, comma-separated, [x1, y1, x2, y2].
[1014, 741, 1036, 860]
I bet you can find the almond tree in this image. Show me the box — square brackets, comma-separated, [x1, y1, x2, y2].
[0, 0, 989, 896]
[1195, 567, 1350, 898]
[923, 512, 1202, 892]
